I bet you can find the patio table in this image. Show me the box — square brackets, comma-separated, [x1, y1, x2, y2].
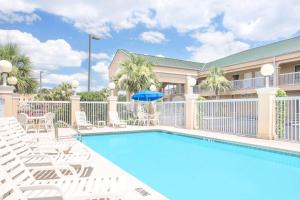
[27, 115, 46, 133]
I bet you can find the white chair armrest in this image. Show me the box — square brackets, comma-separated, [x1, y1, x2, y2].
[20, 184, 65, 199]
[20, 154, 53, 161]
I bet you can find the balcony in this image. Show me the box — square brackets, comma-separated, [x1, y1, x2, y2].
[163, 85, 185, 96]
[193, 76, 274, 95]
[279, 72, 300, 85]
[231, 76, 273, 90]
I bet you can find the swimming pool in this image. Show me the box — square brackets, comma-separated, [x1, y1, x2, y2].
[82, 131, 300, 200]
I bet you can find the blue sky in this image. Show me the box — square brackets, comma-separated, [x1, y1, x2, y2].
[0, 0, 300, 91]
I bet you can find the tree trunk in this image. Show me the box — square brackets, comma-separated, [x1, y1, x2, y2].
[215, 89, 219, 100]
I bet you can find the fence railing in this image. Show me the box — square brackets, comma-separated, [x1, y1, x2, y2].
[80, 102, 108, 125]
[195, 99, 258, 136]
[156, 101, 186, 128]
[275, 97, 300, 142]
[193, 76, 274, 94]
[279, 72, 300, 85]
[18, 101, 71, 124]
[117, 102, 134, 124]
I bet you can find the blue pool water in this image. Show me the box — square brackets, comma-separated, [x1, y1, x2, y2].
[82, 131, 300, 200]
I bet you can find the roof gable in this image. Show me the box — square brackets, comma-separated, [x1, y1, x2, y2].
[119, 49, 204, 70]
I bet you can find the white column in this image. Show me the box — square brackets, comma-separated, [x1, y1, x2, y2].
[70, 95, 80, 127]
[108, 96, 118, 125]
[0, 86, 14, 117]
[256, 87, 277, 139]
[185, 94, 197, 129]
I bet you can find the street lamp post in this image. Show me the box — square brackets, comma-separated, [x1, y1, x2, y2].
[71, 80, 79, 95]
[261, 64, 275, 88]
[88, 34, 100, 92]
[0, 60, 13, 86]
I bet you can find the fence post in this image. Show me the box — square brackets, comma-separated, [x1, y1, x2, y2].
[185, 94, 197, 129]
[0, 86, 14, 117]
[108, 95, 117, 125]
[12, 93, 20, 117]
[256, 88, 277, 139]
[70, 95, 80, 127]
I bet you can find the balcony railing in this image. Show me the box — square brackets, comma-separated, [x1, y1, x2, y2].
[279, 72, 300, 85]
[231, 76, 273, 90]
[193, 76, 274, 94]
[164, 86, 185, 96]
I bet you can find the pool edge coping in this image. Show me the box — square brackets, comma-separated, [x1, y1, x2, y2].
[81, 127, 300, 157]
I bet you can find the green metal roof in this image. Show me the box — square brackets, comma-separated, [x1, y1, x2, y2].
[205, 36, 300, 70]
[119, 49, 204, 70]
[117, 36, 300, 72]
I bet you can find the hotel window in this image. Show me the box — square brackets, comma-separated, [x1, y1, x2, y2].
[295, 65, 300, 83]
[232, 74, 239, 80]
[295, 65, 300, 72]
[232, 75, 240, 89]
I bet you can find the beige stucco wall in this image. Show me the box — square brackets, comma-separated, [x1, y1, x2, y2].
[109, 51, 129, 80]
[109, 49, 300, 99]
[279, 61, 300, 74]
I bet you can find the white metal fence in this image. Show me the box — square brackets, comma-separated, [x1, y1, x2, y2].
[156, 101, 186, 128]
[195, 99, 258, 136]
[18, 101, 71, 124]
[117, 102, 137, 124]
[275, 97, 300, 142]
[80, 102, 108, 125]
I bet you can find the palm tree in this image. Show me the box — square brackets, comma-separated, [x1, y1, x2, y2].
[0, 44, 38, 93]
[115, 54, 159, 99]
[200, 67, 231, 99]
[36, 83, 73, 101]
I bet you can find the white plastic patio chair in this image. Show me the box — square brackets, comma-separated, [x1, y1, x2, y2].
[75, 111, 93, 130]
[134, 111, 148, 126]
[39, 112, 55, 132]
[0, 138, 123, 200]
[109, 111, 127, 128]
[17, 113, 36, 133]
[149, 112, 160, 125]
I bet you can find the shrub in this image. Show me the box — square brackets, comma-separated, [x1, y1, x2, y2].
[275, 88, 287, 138]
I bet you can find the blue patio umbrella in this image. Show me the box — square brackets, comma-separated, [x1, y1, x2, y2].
[131, 90, 163, 101]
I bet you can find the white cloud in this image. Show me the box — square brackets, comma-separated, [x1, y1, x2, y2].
[139, 31, 166, 43]
[0, 29, 85, 70]
[187, 30, 250, 62]
[1, 0, 300, 41]
[156, 54, 165, 57]
[43, 73, 87, 85]
[0, 12, 40, 24]
[43, 72, 89, 92]
[91, 61, 109, 81]
[222, 0, 300, 41]
[91, 53, 110, 60]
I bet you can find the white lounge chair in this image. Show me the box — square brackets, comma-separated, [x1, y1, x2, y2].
[0, 120, 92, 172]
[5, 117, 87, 154]
[75, 111, 93, 130]
[0, 138, 123, 200]
[109, 111, 127, 128]
[0, 168, 66, 200]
